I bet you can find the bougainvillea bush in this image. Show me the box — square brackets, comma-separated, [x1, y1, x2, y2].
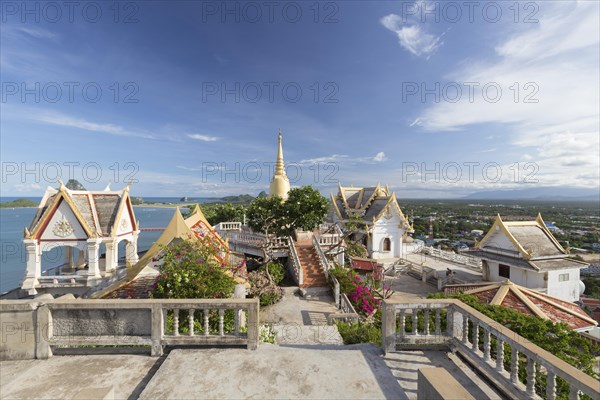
[347, 276, 381, 316]
[330, 267, 390, 317]
[152, 240, 236, 299]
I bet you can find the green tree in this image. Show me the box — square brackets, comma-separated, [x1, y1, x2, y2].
[246, 195, 287, 237]
[202, 203, 246, 225]
[247, 186, 328, 237]
[284, 186, 329, 233]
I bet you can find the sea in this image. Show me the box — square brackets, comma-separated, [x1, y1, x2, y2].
[0, 197, 219, 294]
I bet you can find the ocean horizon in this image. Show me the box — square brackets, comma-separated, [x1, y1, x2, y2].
[0, 196, 223, 204]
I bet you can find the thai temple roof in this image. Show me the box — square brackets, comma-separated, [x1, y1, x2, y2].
[26, 181, 137, 239]
[471, 214, 588, 271]
[444, 280, 597, 331]
[330, 183, 411, 230]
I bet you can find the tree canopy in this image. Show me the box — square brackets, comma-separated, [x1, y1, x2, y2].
[247, 186, 329, 237]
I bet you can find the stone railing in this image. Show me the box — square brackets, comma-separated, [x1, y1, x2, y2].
[38, 274, 86, 284]
[382, 299, 600, 400]
[0, 298, 259, 360]
[312, 236, 342, 306]
[317, 233, 343, 247]
[423, 247, 482, 270]
[312, 236, 331, 279]
[213, 222, 242, 231]
[271, 236, 289, 249]
[288, 237, 303, 286]
[228, 232, 267, 246]
[340, 293, 357, 316]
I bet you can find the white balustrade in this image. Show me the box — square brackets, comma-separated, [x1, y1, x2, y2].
[26, 298, 261, 358]
[382, 299, 599, 400]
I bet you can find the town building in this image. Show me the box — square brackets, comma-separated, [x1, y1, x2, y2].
[329, 183, 413, 260]
[471, 214, 588, 302]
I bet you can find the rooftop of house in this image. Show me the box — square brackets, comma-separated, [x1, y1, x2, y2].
[444, 280, 597, 331]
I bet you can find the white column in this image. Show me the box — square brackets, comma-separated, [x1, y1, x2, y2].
[86, 239, 102, 284]
[22, 239, 41, 295]
[126, 231, 139, 265]
[398, 234, 404, 259]
[104, 240, 118, 273]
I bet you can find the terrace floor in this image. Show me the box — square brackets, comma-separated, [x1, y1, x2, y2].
[0, 345, 503, 399]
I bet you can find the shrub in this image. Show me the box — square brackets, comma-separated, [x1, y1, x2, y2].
[247, 270, 283, 306]
[260, 261, 285, 285]
[259, 324, 277, 344]
[336, 321, 381, 346]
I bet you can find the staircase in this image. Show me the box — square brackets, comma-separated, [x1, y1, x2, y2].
[296, 243, 328, 289]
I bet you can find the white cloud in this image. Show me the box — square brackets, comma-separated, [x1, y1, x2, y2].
[17, 27, 57, 40]
[187, 134, 219, 142]
[380, 8, 445, 58]
[34, 111, 155, 139]
[14, 183, 41, 192]
[299, 154, 350, 165]
[411, 1, 599, 188]
[300, 152, 388, 166]
[373, 152, 387, 162]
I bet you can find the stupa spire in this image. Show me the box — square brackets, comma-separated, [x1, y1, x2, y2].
[268, 128, 291, 200]
[275, 128, 286, 176]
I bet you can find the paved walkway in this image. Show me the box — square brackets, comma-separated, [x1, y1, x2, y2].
[261, 286, 344, 345]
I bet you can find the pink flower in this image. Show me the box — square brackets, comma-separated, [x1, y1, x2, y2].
[198, 259, 203, 264]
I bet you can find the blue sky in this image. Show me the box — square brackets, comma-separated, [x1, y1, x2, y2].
[1, 1, 598, 198]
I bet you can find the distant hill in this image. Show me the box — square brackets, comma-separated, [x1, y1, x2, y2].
[0, 198, 38, 208]
[218, 194, 255, 204]
[464, 187, 600, 201]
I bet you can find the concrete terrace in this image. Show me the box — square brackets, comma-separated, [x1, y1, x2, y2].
[0, 283, 505, 400]
[0, 346, 503, 400]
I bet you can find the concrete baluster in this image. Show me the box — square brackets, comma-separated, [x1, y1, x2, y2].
[462, 315, 469, 345]
[526, 357, 536, 396]
[510, 347, 519, 384]
[204, 309, 210, 336]
[399, 309, 405, 339]
[483, 329, 491, 361]
[188, 309, 195, 336]
[412, 309, 419, 335]
[496, 339, 505, 373]
[218, 309, 225, 336]
[173, 309, 179, 336]
[472, 322, 479, 352]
